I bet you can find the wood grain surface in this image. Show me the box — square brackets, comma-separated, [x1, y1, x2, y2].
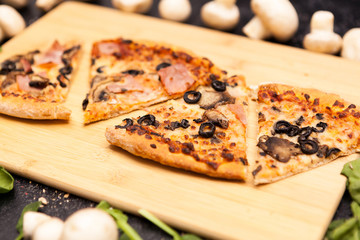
[1, 2, 360, 239]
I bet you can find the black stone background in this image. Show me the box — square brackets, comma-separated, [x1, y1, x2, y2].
[0, 0, 359, 239]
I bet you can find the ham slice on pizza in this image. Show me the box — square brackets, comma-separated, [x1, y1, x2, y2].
[82, 38, 227, 124]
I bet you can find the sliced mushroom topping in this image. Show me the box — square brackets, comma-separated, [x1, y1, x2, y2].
[1, 72, 18, 89]
[91, 82, 111, 102]
[197, 89, 235, 110]
[0, 60, 17, 74]
[316, 145, 329, 158]
[257, 135, 301, 163]
[204, 109, 229, 129]
[28, 75, 50, 89]
[61, 45, 80, 65]
[90, 75, 107, 87]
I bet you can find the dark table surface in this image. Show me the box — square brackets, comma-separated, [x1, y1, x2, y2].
[0, 0, 359, 239]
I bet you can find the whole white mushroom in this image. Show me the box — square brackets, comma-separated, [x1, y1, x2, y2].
[0, 27, 4, 42]
[303, 11, 342, 54]
[243, 0, 298, 42]
[341, 28, 360, 61]
[112, 0, 153, 13]
[32, 218, 64, 240]
[23, 211, 52, 239]
[0, 5, 26, 38]
[158, 0, 192, 22]
[35, 0, 64, 11]
[60, 208, 118, 240]
[1, 0, 28, 9]
[201, 0, 240, 30]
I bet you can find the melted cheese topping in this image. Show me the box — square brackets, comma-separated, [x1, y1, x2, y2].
[254, 84, 360, 183]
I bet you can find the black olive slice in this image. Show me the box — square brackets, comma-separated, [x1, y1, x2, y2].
[29, 80, 48, 89]
[59, 65, 73, 76]
[274, 120, 291, 134]
[295, 116, 305, 126]
[199, 122, 215, 138]
[56, 75, 67, 88]
[183, 91, 202, 104]
[193, 118, 204, 123]
[122, 69, 144, 76]
[313, 122, 328, 133]
[326, 148, 341, 158]
[211, 80, 226, 92]
[298, 126, 313, 141]
[137, 114, 156, 126]
[115, 118, 134, 129]
[287, 125, 300, 137]
[165, 121, 181, 130]
[156, 62, 171, 71]
[299, 140, 319, 155]
[180, 119, 190, 128]
[82, 95, 89, 111]
[96, 66, 105, 73]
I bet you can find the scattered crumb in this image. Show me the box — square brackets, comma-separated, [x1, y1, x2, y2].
[64, 193, 70, 198]
[38, 197, 48, 205]
[43, 189, 46, 193]
[29, 181, 32, 184]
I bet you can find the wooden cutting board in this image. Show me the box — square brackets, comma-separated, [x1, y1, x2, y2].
[1, 2, 360, 239]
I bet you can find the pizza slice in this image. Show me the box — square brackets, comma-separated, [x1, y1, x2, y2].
[0, 41, 80, 120]
[253, 83, 360, 184]
[82, 38, 227, 124]
[105, 75, 249, 180]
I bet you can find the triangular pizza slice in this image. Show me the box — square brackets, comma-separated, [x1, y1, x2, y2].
[0, 41, 80, 120]
[82, 38, 227, 124]
[253, 83, 360, 184]
[105, 75, 249, 180]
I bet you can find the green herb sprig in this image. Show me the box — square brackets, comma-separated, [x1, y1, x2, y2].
[0, 166, 14, 193]
[139, 209, 202, 240]
[96, 201, 142, 240]
[15, 201, 42, 240]
[325, 159, 360, 240]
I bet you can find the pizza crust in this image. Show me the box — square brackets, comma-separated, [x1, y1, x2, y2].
[0, 94, 71, 120]
[105, 126, 247, 180]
